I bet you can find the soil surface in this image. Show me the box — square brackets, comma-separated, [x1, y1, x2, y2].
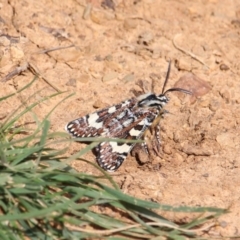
[1, 0, 240, 237]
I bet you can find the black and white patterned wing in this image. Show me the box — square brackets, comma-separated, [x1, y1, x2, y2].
[65, 99, 136, 138]
[95, 109, 159, 171]
[65, 97, 160, 171]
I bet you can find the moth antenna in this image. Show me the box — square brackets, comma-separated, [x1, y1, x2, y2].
[161, 61, 191, 95]
[161, 61, 171, 94]
[164, 87, 192, 95]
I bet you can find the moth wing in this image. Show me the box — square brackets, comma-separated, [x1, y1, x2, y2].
[65, 99, 135, 138]
[95, 110, 158, 171]
[95, 141, 131, 172]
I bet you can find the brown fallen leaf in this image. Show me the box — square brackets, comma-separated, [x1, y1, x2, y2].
[174, 73, 212, 103]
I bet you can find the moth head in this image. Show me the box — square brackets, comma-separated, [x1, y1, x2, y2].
[137, 93, 169, 108]
[137, 61, 191, 108]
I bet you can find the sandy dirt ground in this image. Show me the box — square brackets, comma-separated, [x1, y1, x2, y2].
[1, 0, 240, 237]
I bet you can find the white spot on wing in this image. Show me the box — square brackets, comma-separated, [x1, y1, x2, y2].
[67, 124, 73, 129]
[128, 117, 145, 136]
[110, 142, 131, 154]
[108, 106, 116, 113]
[122, 100, 131, 107]
[129, 128, 141, 137]
[116, 111, 125, 119]
[107, 168, 116, 172]
[87, 113, 103, 129]
[110, 165, 116, 171]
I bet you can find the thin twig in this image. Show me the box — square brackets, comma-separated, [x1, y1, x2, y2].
[37, 44, 74, 54]
[27, 62, 61, 92]
[1, 62, 61, 92]
[1, 62, 29, 82]
[173, 34, 209, 68]
[1, 44, 75, 91]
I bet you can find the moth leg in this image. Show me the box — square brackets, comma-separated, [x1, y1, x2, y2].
[141, 126, 153, 155]
[155, 124, 161, 152]
[141, 142, 150, 155]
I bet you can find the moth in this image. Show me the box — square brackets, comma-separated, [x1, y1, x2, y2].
[65, 62, 191, 172]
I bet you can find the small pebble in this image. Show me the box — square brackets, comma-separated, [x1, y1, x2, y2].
[102, 71, 118, 82]
[123, 18, 138, 30]
[66, 78, 76, 87]
[122, 73, 134, 83]
[93, 99, 105, 109]
[175, 57, 192, 71]
[138, 31, 154, 46]
[220, 63, 229, 71]
[162, 145, 172, 155]
[172, 152, 184, 166]
[216, 133, 235, 148]
[181, 144, 212, 156]
[209, 100, 221, 112]
[219, 89, 230, 103]
[78, 74, 90, 83]
[101, 0, 115, 10]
